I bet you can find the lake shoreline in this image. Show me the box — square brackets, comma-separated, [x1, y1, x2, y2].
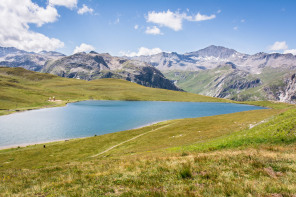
[1, 98, 266, 117]
[0, 101, 268, 151]
[0, 120, 164, 151]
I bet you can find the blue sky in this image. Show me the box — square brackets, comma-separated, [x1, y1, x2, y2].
[1, 0, 296, 56]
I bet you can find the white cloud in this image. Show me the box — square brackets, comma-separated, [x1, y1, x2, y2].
[193, 13, 216, 21]
[73, 43, 95, 54]
[49, 0, 77, 9]
[120, 47, 163, 57]
[77, 4, 93, 15]
[269, 41, 288, 51]
[241, 19, 245, 23]
[145, 26, 163, 35]
[217, 9, 222, 14]
[233, 26, 238, 31]
[134, 25, 139, 30]
[147, 10, 183, 31]
[284, 49, 296, 55]
[146, 10, 216, 31]
[0, 0, 64, 52]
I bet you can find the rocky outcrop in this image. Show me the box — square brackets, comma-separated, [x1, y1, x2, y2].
[205, 66, 262, 99]
[264, 73, 296, 103]
[283, 74, 296, 103]
[217, 78, 261, 98]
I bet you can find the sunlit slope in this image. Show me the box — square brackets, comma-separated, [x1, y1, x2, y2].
[0, 102, 295, 195]
[164, 66, 293, 101]
[0, 67, 227, 115]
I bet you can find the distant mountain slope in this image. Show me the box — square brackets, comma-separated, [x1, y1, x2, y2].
[128, 52, 200, 71]
[129, 45, 296, 103]
[185, 45, 240, 59]
[0, 46, 65, 71]
[2, 45, 296, 103]
[42, 52, 180, 91]
[130, 45, 296, 74]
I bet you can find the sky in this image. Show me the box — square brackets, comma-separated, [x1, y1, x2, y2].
[0, 0, 296, 56]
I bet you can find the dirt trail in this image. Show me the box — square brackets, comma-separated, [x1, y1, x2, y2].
[91, 123, 173, 157]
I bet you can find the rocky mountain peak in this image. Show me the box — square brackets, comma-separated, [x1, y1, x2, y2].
[186, 45, 239, 59]
[41, 52, 180, 91]
[89, 51, 98, 54]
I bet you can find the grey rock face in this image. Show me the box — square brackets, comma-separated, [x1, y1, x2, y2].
[264, 73, 296, 103]
[202, 65, 262, 99]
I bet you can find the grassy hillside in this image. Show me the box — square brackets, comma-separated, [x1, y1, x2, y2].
[0, 67, 227, 116]
[0, 101, 295, 196]
[164, 67, 238, 95]
[1, 67, 296, 196]
[164, 67, 294, 101]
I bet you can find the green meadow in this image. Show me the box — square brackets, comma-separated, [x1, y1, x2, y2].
[0, 67, 226, 116]
[0, 67, 295, 196]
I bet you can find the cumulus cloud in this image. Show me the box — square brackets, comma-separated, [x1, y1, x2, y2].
[120, 47, 163, 57]
[269, 41, 288, 51]
[77, 4, 94, 15]
[0, 0, 65, 52]
[49, 0, 77, 9]
[284, 49, 296, 55]
[73, 43, 95, 54]
[134, 25, 139, 30]
[145, 26, 163, 35]
[146, 10, 216, 31]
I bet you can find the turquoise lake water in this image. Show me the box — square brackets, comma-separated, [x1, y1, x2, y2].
[0, 100, 266, 148]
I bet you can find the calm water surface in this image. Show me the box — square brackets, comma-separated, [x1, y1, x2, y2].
[0, 101, 266, 148]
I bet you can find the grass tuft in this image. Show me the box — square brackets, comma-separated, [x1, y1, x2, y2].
[179, 163, 193, 179]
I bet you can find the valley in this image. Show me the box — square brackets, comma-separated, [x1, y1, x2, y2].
[1, 1, 296, 196]
[0, 67, 224, 116]
[0, 66, 295, 196]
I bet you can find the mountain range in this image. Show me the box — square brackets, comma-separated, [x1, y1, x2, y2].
[1, 45, 296, 103]
[0, 47, 180, 91]
[129, 45, 296, 103]
[130, 45, 296, 74]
